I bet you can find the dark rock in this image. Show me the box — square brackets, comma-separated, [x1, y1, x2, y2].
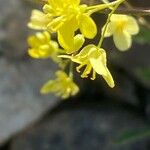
[11, 103, 149, 150]
[145, 93, 150, 120]
[97, 69, 139, 106]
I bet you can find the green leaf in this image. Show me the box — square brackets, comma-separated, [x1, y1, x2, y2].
[114, 127, 150, 144]
[134, 26, 150, 45]
[136, 67, 150, 81]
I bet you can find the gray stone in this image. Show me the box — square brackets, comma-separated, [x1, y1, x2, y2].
[0, 0, 59, 144]
[0, 58, 59, 145]
[10, 104, 149, 150]
[0, 0, 39, 59]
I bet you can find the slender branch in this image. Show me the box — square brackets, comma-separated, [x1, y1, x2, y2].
[99, 7, 150, 16]
[116, 7, 150, 16]
[122, 0, 150, 28]
[97, 0, 125, 48]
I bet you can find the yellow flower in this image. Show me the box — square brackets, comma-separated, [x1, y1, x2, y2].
[43, 0, 97, 51]
[28, 31, 60, 62]
[103, 14, 139, 51]
[60, 44, 115, 88]
[28, 9, 52, 30]
[41, 71, 79, 99]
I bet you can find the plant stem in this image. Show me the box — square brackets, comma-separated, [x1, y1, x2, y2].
[69, 61, 74, 79]
[87, 0, 123, 15]
[99, 7, 150, 16]
[97, 0, 125, 48]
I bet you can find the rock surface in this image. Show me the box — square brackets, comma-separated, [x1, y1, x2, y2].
[0, 0, 39, 59]
[0, 0, 59, 145]
[0, 58, 59, 145]
[10, 103, 149, 150]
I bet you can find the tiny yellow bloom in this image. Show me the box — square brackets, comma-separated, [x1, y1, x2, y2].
[60, 44, 114, 88]
[28, 9, 52, 30]
[28, 31, 60, 62]
[103, 14, 139, 51]
[41, 71, 79, 99]
[43, 0, 97, 51]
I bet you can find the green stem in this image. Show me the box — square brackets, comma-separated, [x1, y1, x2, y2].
[87, 0, 121, 15]
[69, 61, 74, 79]
[96, 7, 150, 16]
[97, 0, 125, 48]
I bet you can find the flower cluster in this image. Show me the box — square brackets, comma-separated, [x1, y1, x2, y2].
[41, 71, 79, 99]
[28, 31, 60, 62]
[27, 0, 139, 99]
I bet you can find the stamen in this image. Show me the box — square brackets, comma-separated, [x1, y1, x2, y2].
[81, 65, 92, 78]
[91, 70, 96, 80]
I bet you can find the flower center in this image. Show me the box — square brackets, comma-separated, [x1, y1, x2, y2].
[116, 20, 126, 32]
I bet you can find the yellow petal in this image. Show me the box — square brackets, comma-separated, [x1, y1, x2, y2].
[73, 34, 85, 52]
[48, 0, 63, 9]
[40, 80, 57, 94]
[79, 14, 97, 39]
[125, 16, 139, 35]
[102, 68, 115, 88]
[43, 4, 53, 14]
[113, 31, 132, 51]
[89, 48, 115, 87]
[28, 10, 51, 30]
[72, 0, 80, 6]
[48, 0, 80, 8]
[48, 0, 72, 9]
[47, 16, 65, 32]
[71, 83, 79, 96]
[28, 49, 39, 58]
[58, 28, 74, 51]
[103, 22, 115, 37]
[28, 36, 38, 48]
[36, 31, 51, 43]
[78, 44, 95, 57]
[56, 70, 68, 79]
[89, 48, 108, 76]
[110, 14, 127, 22]
[57, 18, 77, 51]
[28, 46, 49, 59]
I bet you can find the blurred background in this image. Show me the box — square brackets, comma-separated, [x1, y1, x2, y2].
[0, 0, 149, 149]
